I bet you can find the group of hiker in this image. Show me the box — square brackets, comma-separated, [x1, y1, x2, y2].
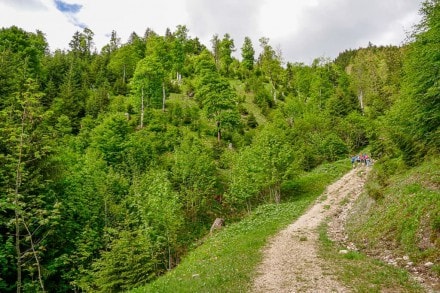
[351, 153, 372, 168]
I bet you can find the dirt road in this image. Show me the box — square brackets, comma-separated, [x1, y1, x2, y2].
[252, 167, 369, 292]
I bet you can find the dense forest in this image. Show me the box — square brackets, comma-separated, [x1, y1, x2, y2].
[0, 0, 438, 292]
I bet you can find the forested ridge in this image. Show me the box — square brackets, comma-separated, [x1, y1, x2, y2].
[0, 1, 438, 292]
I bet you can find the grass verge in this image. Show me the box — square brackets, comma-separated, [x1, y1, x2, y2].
[130, 160, 351, 292]
[318, 223, 423, 292]
[347, 157, 439, 269]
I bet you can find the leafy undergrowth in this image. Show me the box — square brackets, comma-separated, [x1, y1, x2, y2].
[130, 160, 350, 292]
[346, 157, 440, 271]
[318, 224, 423, 292]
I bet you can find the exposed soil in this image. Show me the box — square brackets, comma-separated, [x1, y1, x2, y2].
[252, 167, 369, 292]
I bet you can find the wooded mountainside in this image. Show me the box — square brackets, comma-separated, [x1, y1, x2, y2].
[0, 1, 438, 292]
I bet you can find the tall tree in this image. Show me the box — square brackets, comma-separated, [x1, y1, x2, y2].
[257, 37, 283, 103]
[0, 26, 48, 109]
[241, 36, 255, 72]
[195, 51, 239, 142]
[171, 25, 190, 82]
[0, 79, 59, 292]
[131, 54, 166, 124]
[171, 133, 217, 222]
[387, 0, 440, 164]
[218, 33, 235, 76]
[69, 28, 95, 58]
[210, 34, 220, 69]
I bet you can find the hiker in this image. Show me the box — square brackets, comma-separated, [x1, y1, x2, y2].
[351, 155, 357, 168]
[365, 154, 372, 166]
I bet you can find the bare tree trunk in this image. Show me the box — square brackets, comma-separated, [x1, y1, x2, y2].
[358, 89, 364, 115]
[140, 87, 144, 128]
[22, 220, 45, 292]
[270, 79, 277, 104]
[217, 121, 221, 142]
[162, 82, 166, 112]
[14, 108, 26, 293]
[167, 233, 171, 271]
[15, 209, 21, 293]
[123, 64, 126, 84]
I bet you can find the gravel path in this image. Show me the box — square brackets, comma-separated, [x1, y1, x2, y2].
[252, 167, 369, 293]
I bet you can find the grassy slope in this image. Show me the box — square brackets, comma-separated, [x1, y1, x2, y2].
[130, 160, 350, 293]
[347, 157, 439, 268]
[317, 157, 439, 292]
[231, 80, 267, 126]
[318, 224, 424, 292]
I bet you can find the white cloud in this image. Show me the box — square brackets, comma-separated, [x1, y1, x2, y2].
[0, 0, 422, 62]
[0, 0, 79, 51]
[72, 0, 190, 50]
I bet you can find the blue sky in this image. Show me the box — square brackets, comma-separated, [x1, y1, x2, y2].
[54, 0, 81, 13]
[0, 0, 422, 63]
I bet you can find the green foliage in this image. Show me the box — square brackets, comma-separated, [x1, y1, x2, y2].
[388, 0, 440, 164]
[0, 78, 58, 292]
[194, 57, 239, 141]
[321, 133, 349, 161]
[91, 229, 158, 292]
[131, 54, 166, 109]
[241, 36, 255, 72]
[0, 26, 47, 77]
[90, 113, 131, 165]
[171, 133, 217, 223]
[227, 124, 295, 209]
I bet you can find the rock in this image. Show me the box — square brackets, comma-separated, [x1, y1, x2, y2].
[424, 262, 434, 268]
[210, 218, 225, 234]
[339, 250, 348, 254]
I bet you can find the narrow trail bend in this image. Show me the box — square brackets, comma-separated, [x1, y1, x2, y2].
[252, 167, 369, 293]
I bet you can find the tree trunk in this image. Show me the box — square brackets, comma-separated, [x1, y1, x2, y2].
[140, 87, 144, 128]
[123, 64, 126, 84]
[162, 82, 166, 112]
[14, 108, 26, 293]
[217, 121, 221, 142]
[15, 208, 21, 293]
[22, 220, 45, 292]
[358, 89, 364, 115]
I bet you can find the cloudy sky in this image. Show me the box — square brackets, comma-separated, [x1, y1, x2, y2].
[0, 0, 422, 64]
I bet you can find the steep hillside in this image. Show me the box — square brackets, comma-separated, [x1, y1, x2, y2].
[346, 158, 440, 290]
